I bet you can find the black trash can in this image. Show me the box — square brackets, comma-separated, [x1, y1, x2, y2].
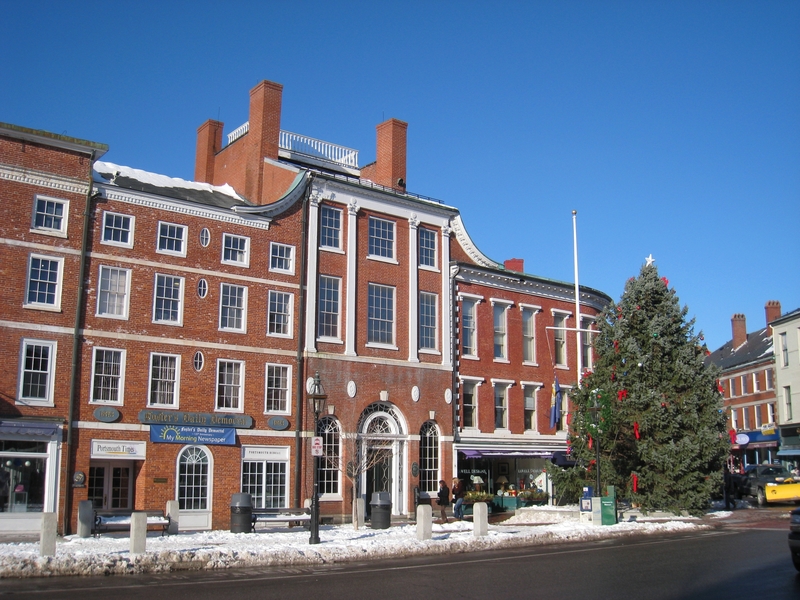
[230, 493, 252, 533]
[370, 492, 392, 529]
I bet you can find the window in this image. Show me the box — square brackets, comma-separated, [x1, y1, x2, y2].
[216, 360, 243, 411]
[25, 254, 63, 310]
[153, 274, 184, 324]
[785, 386, 793, 422]
[267, 290, 292, 337]
[494, 383, 508, 429]
[729, 378, 738, 397]
[462, 299, 477, 357]
[197, 278, 208, 299]
[320, 205, 342, 249]
[419, 422, 439, 493]
[317, 276, 340, 339]
[193, 351, 204, 372]
[157, 222, 187, 257]
[553, 313, 567, 366]
[461, 381, 477, 428]
[768, 402, 776, 424]
[32, 195, 68, 236]
[97, 266, 130, 319]
[318, 417, 341, 496]
[199, 228, 210, 247]
[522, 307, 537, 363]
[222, 234, 250, 267]
[178, 447, 209, 510]
[368, 216, 394, 259]
[419, 292, 438, 351]
[493, 303, 508, 360]
[418, 228, 436, 268]
[265, 364, 290, 413]
[766, 369, 774, 390]
[90, 348, 125, 404]
[243, 457, 287, 508]
[755, 405, 763, 428]
[269, 242, 293, 274]
[581, 317, 593, 370]
[780, 333, 789, 367]
[753, 372, 761, 393]
[368, 283, 394, 345]
[219, 283, 246, 332]
[148, 353, 180, 407]
[742, 407, 751, 430]
[741, 375, 750, 396]
[731, 409, 738, 431]
[524, 386, 537, 431]
[18, 340, 56, 405]
[101, 212, 134, 248]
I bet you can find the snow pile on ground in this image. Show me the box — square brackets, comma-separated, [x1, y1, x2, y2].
[0, 508, 707, 579]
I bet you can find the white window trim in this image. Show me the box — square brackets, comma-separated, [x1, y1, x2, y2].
[268, 242, 294, 275]
[491, 299, 512, 363]
[264, 363, 293, 416]
[218, 282, 248, 334]
[520, 304, 541, 366]
[419, 291, 439, 353]
[156, 221, 188, 258]
[317, 275, 342, 344]
[221, 233, 251, 268]
[89, 347, 127, 405]
[459, 294, 483, 360]
[366, 283, 397, 349]
[31, 194, 69, 238]
[731, 408, 739, 431]
[96, 265, 131, 320]
[459, 376, 483, 430]
[17, 338, 57, 406]
[147, 352, 181, 409]
[267, 289, 294, 339]
[215, 359, 245, 413]
[491, 379, 513, 431]
[551, 309, 572, 369]
[24, 253, 65, 312]
[100, 211, 135, 249]
[367, 216, 397, 263]
[152, 273, 185, 326]
[521, 380, 543, 433]
[418, 227, 438, 271]
[319, 205, 343, 251]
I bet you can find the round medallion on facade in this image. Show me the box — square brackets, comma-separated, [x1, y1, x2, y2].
[411, 386, 420, 402]
[347, 380, 357, 398]
[306, 377, 315, 394]
[445, 388, 452, 404]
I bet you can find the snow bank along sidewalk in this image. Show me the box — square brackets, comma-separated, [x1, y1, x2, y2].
[0, 507, 708, 579]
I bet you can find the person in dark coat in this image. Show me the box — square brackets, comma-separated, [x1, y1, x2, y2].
[436, 480, 450, 523]
[452, 477, 465, 520]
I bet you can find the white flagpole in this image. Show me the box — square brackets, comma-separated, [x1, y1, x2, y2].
[572, 210, 582, 377]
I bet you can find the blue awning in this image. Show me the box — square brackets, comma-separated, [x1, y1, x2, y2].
[0, 420, 61, 437]
[777, 449, 800, 457]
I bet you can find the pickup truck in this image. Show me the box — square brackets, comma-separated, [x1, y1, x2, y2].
[733, 465, 800, 506]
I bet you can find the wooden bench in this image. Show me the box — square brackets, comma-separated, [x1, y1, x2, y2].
[93, 509, 172, 536]
[251, 507, 312, 531]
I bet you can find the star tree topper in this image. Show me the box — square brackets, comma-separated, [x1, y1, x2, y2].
[645, 254, 655, 266]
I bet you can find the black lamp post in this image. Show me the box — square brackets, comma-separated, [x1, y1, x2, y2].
[589, 394, 602, 497]
[307, 372, 327, 545]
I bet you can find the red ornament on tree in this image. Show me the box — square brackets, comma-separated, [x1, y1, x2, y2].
[632, 473, 638, 493]
[588, 435, 593, 450]
[634, 422, 640, 439]
[661, 277, 669, 286]
[617, 389, 628, 401]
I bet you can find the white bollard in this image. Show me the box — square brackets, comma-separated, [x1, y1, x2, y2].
[130, 512, 147, 555]
[166, 500, 180, 535]
[473, 502, 488, 537]
[77, 500, 93, 538]
[356, 497, 365, 528]
[40, 512, 57, 556]
[416, 504, 432, 540]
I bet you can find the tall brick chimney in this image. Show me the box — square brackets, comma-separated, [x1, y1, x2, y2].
[765, 300, 781, 334]
[731, 314, 747, 349]
[195, 120, 223, 183]
[504, 258, 524, 272]
[247, 80, 283, 202]
[362, 118, 407, 191]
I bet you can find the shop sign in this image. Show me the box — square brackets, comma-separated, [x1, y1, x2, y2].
[735, 433, 750, 445]
[94, 407, 120, 423]
[267, 416, 290, 431]
[139, 409, 252, 429]
[150, 425, 236, 445]
[241, 445, 290, 461]
[91, 440, 147, 460]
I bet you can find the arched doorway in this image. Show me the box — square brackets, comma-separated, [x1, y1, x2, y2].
[357, 403, 407, 516]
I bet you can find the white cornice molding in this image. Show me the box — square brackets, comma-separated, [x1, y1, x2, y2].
[450, 214, 502, 269]
[0, 164, 89, 196]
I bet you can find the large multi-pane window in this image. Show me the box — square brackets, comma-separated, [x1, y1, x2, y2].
[581, 317, 593, 370]
[26, 254, 63, 309]
[216, 360, 243, 411]
[767, 368, 774, 389]
[742, 406, 751, 430]
[493, 303, 508, 360]
[494, 383, 508, 429]
[149, 353, 179, 407]
[731, 409, 739, 431]
[785, 386, 793, 421]
[153, 274, 184, 324]
[18, 339, 56, 405]
[267, 290, 292, 337]
[553, 313, 567, 366]
[768, 402, 776, 424]
[269, 242, 293, 274]
[780, 333, 789, 367]
[461, 381, 477, 428]
[419, 422, 439, 493]
[242, 460, 286, 508]
[32, 195, 68, 235]
[222, 234, 250, 267]
[368, 283, 394, 345]
[219, 283, 246, 332]
[418, 228, 436, 268]
[368, 216, 394, 259]
[178, 447, 209, 510]
[101, 212, 134, 248]
[462, 299, 477, 357]
[524, 386, 537, 431]
[522, 307, 537, 363]
[317, 417, 341, 496]
[317, 276, 340, 339]
[157, 222, 187, 257]
[97, 266, 130, 319]
[91, 348, 124, 404]
[265, 364, 290, 413]
[419, 292, 438, 350]
[320, 206, 342, 249]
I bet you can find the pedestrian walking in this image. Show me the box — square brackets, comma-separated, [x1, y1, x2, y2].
[436, 479, 450, 523]
[452, 477, 465, 520]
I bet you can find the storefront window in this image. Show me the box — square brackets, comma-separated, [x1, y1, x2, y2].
[242, 460, 287, 508]
[1, 456, 46, 513]
[178, 446, 209, 510]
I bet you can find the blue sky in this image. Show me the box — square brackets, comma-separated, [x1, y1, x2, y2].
[2, 1, 798, 350]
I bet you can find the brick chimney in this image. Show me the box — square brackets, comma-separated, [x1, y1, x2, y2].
[731, 314, 747, 349]
[504, 258, 524, 272]
[246, 80, 283, 201]
[194, 120, 223, 183]
[765, 300, 781, 334]
[362, 118, 407, 191]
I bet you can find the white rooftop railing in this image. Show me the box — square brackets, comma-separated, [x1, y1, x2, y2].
[226, 122, 250, 145]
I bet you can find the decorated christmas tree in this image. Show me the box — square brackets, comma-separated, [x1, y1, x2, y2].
[567, 258, 729, 515]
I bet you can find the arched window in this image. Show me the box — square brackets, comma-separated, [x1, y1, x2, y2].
[317, 416, 341, 495]
[419, 421, 439, 493]
[178, 446, 209, 510]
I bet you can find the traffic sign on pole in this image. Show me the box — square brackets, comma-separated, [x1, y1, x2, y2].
[311, 436, 323, 456]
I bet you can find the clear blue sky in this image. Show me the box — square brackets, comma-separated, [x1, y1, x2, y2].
[2, 1, 798, 350]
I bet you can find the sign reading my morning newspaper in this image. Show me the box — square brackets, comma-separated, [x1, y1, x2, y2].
[150, 424, 236, 445]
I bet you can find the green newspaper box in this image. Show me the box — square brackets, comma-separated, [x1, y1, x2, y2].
[601, 485, 617, 525]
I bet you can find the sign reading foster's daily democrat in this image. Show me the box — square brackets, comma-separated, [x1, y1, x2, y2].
[150, 424, 236, 445]
[139, 409, 253, 429]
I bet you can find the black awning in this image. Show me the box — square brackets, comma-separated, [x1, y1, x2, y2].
[0, 420, 61, 437]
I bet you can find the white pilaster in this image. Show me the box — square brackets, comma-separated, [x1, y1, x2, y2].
[305, 192, 321, 352]
[408, 214, 419, 363]
[441, 222, 453, 366]
[345, 200, 359, 356]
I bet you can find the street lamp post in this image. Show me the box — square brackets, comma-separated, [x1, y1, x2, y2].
[307, 372, 327, 545]
[589, 395, 601, 497]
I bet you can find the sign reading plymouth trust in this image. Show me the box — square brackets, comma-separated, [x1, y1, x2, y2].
[150, 424, 236, 445]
